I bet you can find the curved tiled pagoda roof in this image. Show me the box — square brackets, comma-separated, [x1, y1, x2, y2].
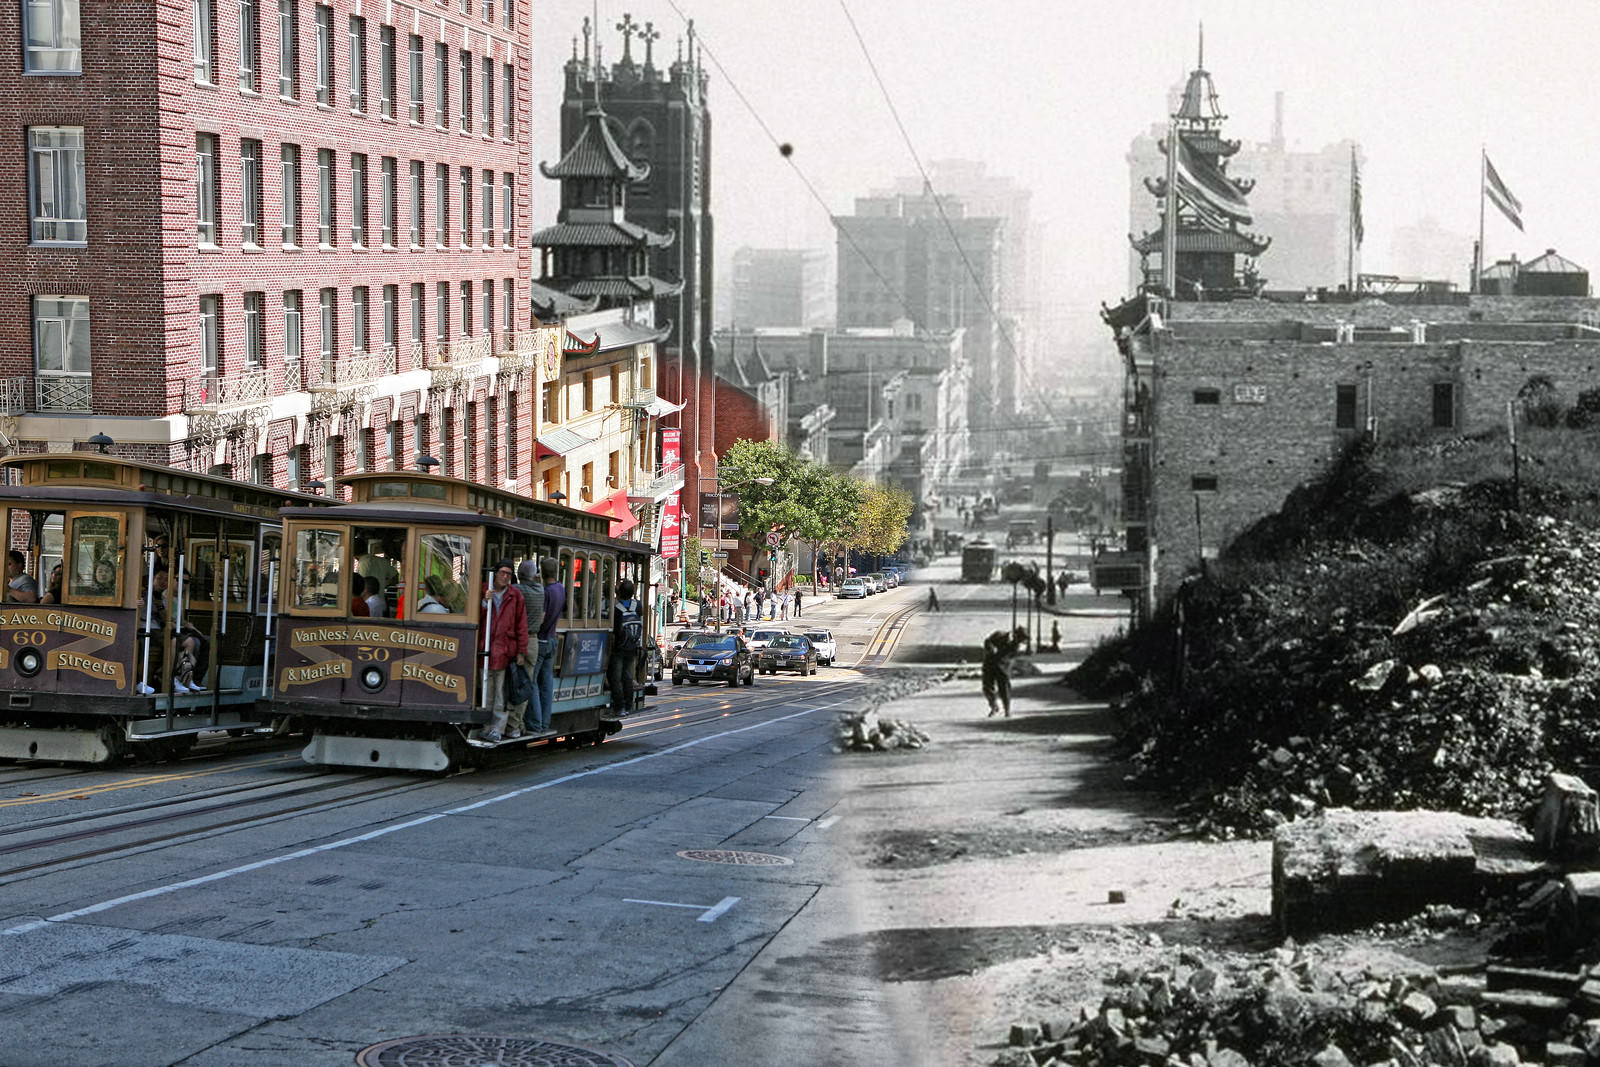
[540, 107, 649, 182]
[529, 219, 675, 249]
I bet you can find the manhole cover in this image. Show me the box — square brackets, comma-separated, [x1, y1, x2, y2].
[356, 1034, 634, 1067]
[676, 848, 794, 866]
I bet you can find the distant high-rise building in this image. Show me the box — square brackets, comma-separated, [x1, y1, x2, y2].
[1128, 88, 1360, 293]
[835, 193, 1002, 433]
[730, 248, 831, 329]
[1390, 217, 1474, 286]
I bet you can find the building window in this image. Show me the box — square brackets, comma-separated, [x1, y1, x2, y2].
[506, 391, 517, 479]
[240, 138, 262, 245]
[33, 297, 91, 384]
[502, 173, 513, 248]
[542, 379, 559, 425]
[458, 49, 472, 132]
[1432, 382, 1456, 429]
[378, 25, 394, 118]
[196, 134, 219, 246]
[481, 169, 494, 245]
[481, 55, 493, 136]
[387, 421, 400, 470]
[283, 290, 302, 376]
[459, 280, 472, 337]
[238, 0, 259, 91]
[458, 165, 471, 247]
[412, 416, 425, 461]
[440, 408, 454, 476]
[581, 461, 593, 501]
[199, 295, 220, 373]
[313, 4, 332, 105]
[287, 443, 303, 488]
[277, 0, 297, 97]
[407, 34, 423, 122]
[481, 278, 492, 340]
[382, 283, 397, 348]
[357, 427, 372, 471]
[502, 63, 513, 138]
[435, 281, 448, 340]
[582, 370, 594, 412]
[23, 0, 82, 72]
[1335, 383, 1358, 430]
[434, 163, 448, 246]
[608, 364, 620, 406]
[350, 152, 367, 247]
[1192, 388, 1220, 405]
[433, 42, 448, 127]
[243, 292, 263, 366]
[251, 454, 269, 485]
[352, 285, 368, 352]
[410, 282, 424, 343]
[408, 160, 423, 247]
[347, 15, 366, 112]
[1191, 474, 1218, 492]
[464, 401, 477, 480]
[607, 449, 619, 492]
[28, 127, 86, 245]
[194, 0, 215, 82]
[502, 278, 513, 333]
[319, 287, 336, 366]
[481, 0, 492, 24]
[281, 144, 301, 246]
[379, 157, 396, 247]
[317, 148, 334, 246]
[502, 0, 511, 29]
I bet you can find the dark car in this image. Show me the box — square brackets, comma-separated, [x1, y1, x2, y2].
[757, 633, 816, 676]
[672, 633, 755, 687]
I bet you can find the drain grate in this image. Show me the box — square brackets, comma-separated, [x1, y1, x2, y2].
[356, 1034, 635, 1066]
[676, 848, 794, 866]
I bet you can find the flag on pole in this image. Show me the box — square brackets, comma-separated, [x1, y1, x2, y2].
[1350, 148, 1364, 248]
[1483, 153, 1524, 232]
[1170, 135, 1253, 227]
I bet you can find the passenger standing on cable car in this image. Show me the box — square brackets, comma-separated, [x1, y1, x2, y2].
[509, 559, 545, 737]
[473, 560, 526, 744]
[530, 556, 564, 735]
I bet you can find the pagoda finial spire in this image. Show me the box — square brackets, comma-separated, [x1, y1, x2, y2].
[1197, 21, 1204, 69]
[581, 16, 591, 68]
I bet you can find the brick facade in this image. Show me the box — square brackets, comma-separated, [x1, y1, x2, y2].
[2, 0, 538, 491]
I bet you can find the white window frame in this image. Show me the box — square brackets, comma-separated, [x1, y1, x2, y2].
[459, 280, 472, 338]
[382, 284, 398, 348]
[433, 42, 447, 127]
[407, 34, 423, 123]
[408, 160, 422, 247]
[283, 290, 302, 375]
[196, 133, 219, 246]
[23, 0, 82, 73]
[480, 168, 493, 246]
[480, 279, 492, 341]
[193, 0, 215, 83]
[238, 0, 259, 91]
[458, 165, 471, 247]
[317, 147, 334, 247]
[280, 143, 300, 247]
[350, 152, 367, 248]
[351, 285, 368, 353]
[380, 156, 396, 248]
[199, 294, 220, 374]
[481, 55, 493, 136]
[33, 295, 92, 376]
[314, 4, 332, 105]
[457, 48, 471, 133]
[435, 281, 448, 341]
[501, 172, 513, 249]
[277, 0, 297, 98]
[410, 282, 424, 343]
[27, 126, 86, 245]
[502, 278, 513, 333]
[243, 292, 263, 366]
[240, 138, 262, 246]
[501, 62, 513, 139]
[434, 163, 448, 247]
[347, 14, 365, 112]
[319, 287, 336, 365]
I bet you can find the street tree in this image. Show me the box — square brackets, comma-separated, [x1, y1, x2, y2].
[855, 483, 914, 565]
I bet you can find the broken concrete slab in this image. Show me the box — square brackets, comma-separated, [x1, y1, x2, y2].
[1272, 808, 1542, 937]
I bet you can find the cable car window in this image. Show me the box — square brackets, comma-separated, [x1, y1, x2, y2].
[566, 551, 582, 625]
[587, 556, 600, 620]
[258, 529, 281, 614]
[189, 539, 253, 611]
[65, 511, 125, 605]
[290, 526, 345, 610]
[600, 556, 613, 621]
[413, 530, 472, 617]
[352, 526, 405, 618]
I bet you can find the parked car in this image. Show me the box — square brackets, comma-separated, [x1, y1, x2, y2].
[666, 627, 714, 670]
[672, 633, 755, 687]
[758, 634, 817, 676]
[747, 627, 789, 651]
[836, 578, 867, 599]
[865, 572, 887, 593]
[802, 628, 837, 666]
[881, 571, 900, 588]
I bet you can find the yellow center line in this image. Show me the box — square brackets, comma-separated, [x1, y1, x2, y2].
[0, 754, 302, 809]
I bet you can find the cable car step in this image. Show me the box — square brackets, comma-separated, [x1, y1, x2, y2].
[302, 733, 453, 772]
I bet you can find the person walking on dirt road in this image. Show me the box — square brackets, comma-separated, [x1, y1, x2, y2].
[981, 627, 1028, 718]
[927, 586, 940, 612]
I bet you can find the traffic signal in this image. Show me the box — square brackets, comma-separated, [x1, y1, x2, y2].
[700, 549, 709, 568]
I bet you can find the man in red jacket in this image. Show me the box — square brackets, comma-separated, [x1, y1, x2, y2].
[474, 559, 527, 743]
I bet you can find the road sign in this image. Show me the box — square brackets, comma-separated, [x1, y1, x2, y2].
[709, 551, 729, 559]
[764, 532, 781, 548]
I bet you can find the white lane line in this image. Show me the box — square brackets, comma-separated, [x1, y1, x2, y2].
[815, 816, 840, 830]
[4, 695, 857, 938]
[762, 815, 809, 821]
[621, 895, 742, 923]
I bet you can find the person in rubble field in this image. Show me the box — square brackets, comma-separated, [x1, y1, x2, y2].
[473, 560, 527, 744]
[5, 550, 38, 603]
[981, 627, 1029, 718]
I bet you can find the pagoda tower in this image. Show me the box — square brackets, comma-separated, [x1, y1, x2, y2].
[1130, 39, 1269, 300]
[529, 103, 683, 317]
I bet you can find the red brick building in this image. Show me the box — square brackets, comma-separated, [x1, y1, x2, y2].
[1, 0, 542, 493]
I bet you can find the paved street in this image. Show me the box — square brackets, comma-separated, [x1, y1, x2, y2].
[0, 554, 1132, 1066]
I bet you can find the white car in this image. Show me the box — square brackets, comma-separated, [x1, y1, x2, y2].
[747, 627, 788, 651]
[803, 628, 837, 666]
[836, 578, 867, 599]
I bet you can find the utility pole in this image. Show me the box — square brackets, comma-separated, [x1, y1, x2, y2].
[1044, 514, 1056, 606]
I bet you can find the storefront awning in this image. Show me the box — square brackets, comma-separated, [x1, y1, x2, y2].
[586, 488, 639, 537]
[534, 426, 595, 460]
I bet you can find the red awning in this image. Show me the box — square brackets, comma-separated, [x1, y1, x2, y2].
[586, 488, 639, 537]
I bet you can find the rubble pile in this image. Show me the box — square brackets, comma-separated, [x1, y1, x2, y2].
[1068, 452, 1600, 836]
[994, 940, 1600, 1067]
[835, 708, 930, 752]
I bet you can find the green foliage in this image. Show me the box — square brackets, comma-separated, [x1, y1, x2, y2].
[1518, 374, 1565, 428]
[854, 483, 913, 558]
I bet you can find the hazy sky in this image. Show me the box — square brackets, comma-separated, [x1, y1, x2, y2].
[528, 2, 1598, 353]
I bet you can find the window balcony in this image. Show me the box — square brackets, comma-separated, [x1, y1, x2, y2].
[627, 461, 684, 504]
[183, 368, 271, 413]
[35, 372, 91, 413]
[429, 335, 488, 390]
[0, 377, 27, 416]
[307, 345, 397, 392]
